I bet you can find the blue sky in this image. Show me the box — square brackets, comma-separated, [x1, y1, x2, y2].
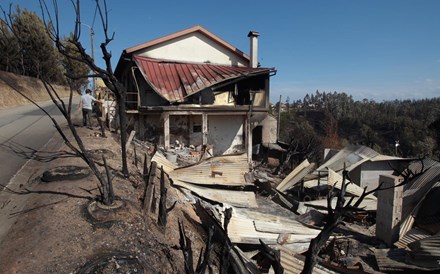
[7, 0, 440, 103]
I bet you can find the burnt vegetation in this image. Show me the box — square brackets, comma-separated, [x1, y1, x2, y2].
[277, 91, 440, 166]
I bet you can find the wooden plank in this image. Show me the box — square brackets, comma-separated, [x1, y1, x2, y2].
[278, 163, 316, 192]
[277, 159, 311, 192]
[254, 220, 321, 234]
[173, 179, 258, 208]
[125, 130, 136, 148]
[327, 169, 376, 200]
[300, 197, 377, 213]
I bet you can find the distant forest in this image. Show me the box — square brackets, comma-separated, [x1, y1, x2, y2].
[275, 90, 440, 165]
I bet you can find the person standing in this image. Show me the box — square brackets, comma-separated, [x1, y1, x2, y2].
[78, 89, 96, 127]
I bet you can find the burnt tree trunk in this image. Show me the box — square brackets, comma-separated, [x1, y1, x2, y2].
[158, 166, 167, 227]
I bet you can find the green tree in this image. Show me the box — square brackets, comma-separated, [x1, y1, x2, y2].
[10, 7, 65, 84]
[0, 20, 21, 73]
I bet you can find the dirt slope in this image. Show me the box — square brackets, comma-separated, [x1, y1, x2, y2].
[0, 71, 71, 109]
[0, 124, 208, 273]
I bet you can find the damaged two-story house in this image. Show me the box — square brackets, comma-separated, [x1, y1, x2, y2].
[115, 25, 276, 161]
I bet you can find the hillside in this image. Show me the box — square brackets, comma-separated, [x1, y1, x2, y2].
[0, 71, 72, 109]
[278, 91, 440, 166]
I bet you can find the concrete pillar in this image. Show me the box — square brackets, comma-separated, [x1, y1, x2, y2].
[376, 175, 404, 246]
[163, 113, 170, 149]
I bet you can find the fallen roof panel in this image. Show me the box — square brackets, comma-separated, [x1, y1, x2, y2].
[172, 179, 258, 208]
[151, 151, 178, 174]
[277, 159, 315, 192]
[278, 245, 337, 274]
[374, 248, 439, 272]
[211, 204, 320, 245]
[169, 153, 251, 186]
[395, 227, 432, 249]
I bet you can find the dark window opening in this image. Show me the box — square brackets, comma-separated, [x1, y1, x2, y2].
[193, 125, 202, 133]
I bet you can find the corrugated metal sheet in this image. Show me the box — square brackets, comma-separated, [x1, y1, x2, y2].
[402, 159, 440, 220]
[134, 55, 275, 102]
[404, 159, 440, 192]
[169, 153, 250, 186]
[254, 219, 321, 234]
[279, 245, 337, 274]
[277, 159, 314, 192]
[394, 227, 431, 249]
[374, 248, 420, 272]
[172, 179, 258, 208]
[327, 168, 376, 200]
[209, 204, 320, 245]
[316, 145, 379, 173]
[151, 151, 177, 174]
[375, 246, 440, 272]
[225, 209, 320, 244]
[408, 233, 440, 260]
[301, 197, 377, 213]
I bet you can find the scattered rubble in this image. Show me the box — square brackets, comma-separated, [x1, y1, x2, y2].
[2, 123, 440, 273]
[152, 142, 440, 273]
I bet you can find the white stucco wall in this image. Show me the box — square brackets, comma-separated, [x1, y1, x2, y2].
[137, 33, 248, 66]
[208, 115, 244, 155]
[260, 115, 277, 144]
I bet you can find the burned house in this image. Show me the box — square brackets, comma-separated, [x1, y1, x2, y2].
[115, 25, 276, 160]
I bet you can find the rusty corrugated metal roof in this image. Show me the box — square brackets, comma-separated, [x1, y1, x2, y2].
[134, 56, 275, 103]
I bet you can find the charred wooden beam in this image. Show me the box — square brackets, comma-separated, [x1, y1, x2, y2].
[194, 202, 250, 274]
[102, 155, 114, 205]
[158, 166, 176, 226]
[142, 153, 149, 182]
[179, 220, 195, 274]
[259, 239, 284, 274]
[223, 207, 233, 234]
[142, 161, 157, 211]
[195, 224, 214, 274]
[133, 145, 138, 167]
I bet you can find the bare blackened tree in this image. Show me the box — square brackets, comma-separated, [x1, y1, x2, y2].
[38, 0, 130, 177]
[0, 3, 115, 206]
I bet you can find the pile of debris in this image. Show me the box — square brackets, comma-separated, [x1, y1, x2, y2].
[148, 143, 440, 273]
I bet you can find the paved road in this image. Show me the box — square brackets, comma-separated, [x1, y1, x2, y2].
[0, 98, 79, 189]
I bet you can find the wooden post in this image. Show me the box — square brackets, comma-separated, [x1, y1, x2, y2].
[143, 153, 150, 181]
[158, 166, 167, 227]
[142, 161, 157, 212]
[125, 130, 136, 149]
